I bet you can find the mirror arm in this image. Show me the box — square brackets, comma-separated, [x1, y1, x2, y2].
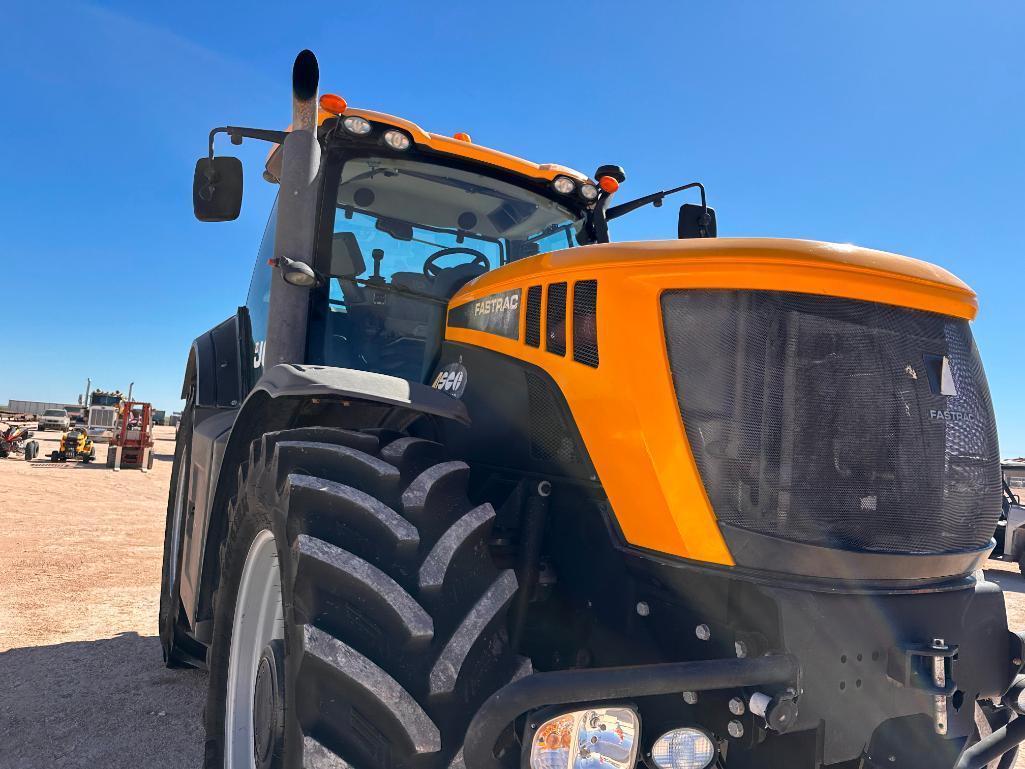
[581, 193, 613, 244]
[606, 181, 707, 221]
[207, 126, 291, 159]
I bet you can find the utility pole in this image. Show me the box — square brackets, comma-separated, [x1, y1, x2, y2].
[83, 377, 91, 407]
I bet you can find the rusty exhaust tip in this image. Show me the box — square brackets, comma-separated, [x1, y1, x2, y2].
[292, 49, 319, 102]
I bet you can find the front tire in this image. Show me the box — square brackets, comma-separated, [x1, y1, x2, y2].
[204, 427, 527, 769]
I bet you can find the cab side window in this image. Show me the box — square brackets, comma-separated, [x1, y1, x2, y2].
[245, 198, 278, 372]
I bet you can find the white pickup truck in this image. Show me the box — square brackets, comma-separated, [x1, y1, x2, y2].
[37, 408, 70, 432]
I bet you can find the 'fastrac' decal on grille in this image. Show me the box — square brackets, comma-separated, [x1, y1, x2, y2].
[447, 288, 522, 340]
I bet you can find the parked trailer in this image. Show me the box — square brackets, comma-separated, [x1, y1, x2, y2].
[6, 400, 78, 417]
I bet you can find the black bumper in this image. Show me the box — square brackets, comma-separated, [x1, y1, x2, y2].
[470, 558, 1024, 769]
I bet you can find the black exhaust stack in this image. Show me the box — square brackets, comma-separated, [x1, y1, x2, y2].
[264, 50, 321, 368]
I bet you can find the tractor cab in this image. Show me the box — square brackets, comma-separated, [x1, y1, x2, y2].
[229, 107, 600, 384]
[196, 76, 712, 385]
[317, 147, 594, 381]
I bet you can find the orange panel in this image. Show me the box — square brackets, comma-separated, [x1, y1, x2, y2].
[445, 238, 978, 566]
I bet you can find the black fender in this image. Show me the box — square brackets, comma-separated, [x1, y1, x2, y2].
[174, 309, 251, 634]
[181, 307, 253, 410]
[178, 363, 468, 639]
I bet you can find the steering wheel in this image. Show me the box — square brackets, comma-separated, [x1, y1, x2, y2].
[423, 247, 491, 279]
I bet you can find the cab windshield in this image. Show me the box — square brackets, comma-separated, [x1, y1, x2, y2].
[311, 155, 585, 381]
[335, 155, 583, 266]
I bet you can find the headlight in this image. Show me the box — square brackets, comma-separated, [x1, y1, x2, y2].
[383, 129, 411, 150]
[579, 183, 599, 201]
[552, 176, 576, 195]
[342, 115, 372, 135]
[529, 707, 639, 769]
[650, 728, 716, 769]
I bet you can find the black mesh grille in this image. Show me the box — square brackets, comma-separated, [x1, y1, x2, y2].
[546, 282, 567, 356]
[662, 290, 1001, 555]
[525, 285, 542, 348]
[572, 280, 599, 367]
[526, 371, 578, 463]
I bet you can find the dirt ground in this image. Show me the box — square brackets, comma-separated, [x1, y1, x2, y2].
[1, 422, 1024, 768]
[0, 425, 205, 769]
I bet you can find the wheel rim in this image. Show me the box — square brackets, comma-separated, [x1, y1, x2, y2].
[225, 529, 285, 769]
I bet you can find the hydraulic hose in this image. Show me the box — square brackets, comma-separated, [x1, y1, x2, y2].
[955, 715, 1025, 769]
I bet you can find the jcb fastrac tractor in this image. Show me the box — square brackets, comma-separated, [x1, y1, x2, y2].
[161, 51, 1025, 769]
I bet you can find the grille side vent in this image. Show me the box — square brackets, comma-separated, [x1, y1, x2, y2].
[526, 371, 578, 464]
[572, 280, 599, 367]
[546, 282, 567, 356]
[525, 285, 542, 348]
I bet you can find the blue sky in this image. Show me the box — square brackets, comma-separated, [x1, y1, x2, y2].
[1, 2, 1023, 454]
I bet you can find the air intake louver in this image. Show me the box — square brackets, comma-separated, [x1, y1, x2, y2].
[572, 280, 599, 367]
[525, 285, 542, 348]
[546, 282, 567, 356]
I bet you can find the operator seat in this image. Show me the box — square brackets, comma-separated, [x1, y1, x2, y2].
[325, 233, 367, 367]
[383, 262, 489, 378]
[386, 270, 438, 342]
[428, 262, 488, 298]
[331, 232, 367, 299]
[387, 262, 487, 335]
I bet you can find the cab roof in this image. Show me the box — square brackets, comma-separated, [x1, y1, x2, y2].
[265, 103, 591, 185]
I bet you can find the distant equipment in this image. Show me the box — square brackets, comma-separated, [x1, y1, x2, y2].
[49, 427, 96, 463]
[106, 401, 155, 471]
[87, 389, 125, 443]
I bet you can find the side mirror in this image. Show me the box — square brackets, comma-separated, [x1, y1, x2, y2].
[193, 156, 243, 222]
[678, 203, 716, 239]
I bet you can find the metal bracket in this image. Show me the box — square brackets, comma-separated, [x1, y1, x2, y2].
[886, 640, 958, 696]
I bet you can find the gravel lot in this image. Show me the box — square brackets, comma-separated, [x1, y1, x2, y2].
[0, 425, 205, 769]
[1, 422, 1023, 768]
